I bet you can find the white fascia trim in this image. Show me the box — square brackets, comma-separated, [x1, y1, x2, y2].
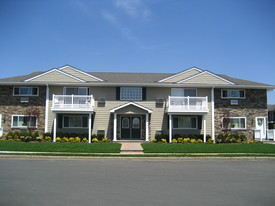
[59, 65, 104, 82]
[158, 67, 203, 82]
[24, 69, 85, 82]
[177, 71, 236, 85]
[110, 102, 153, 113]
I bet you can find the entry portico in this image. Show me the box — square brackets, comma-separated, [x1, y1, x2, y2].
[110, 102, 153, 141]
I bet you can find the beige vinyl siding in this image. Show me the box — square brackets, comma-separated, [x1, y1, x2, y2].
[46, 86, 213, 139]
[30, 70, 80, 82]
[163, 69, 201, 83]
[182, 73, 232, 85]
[60, 67, 101, 82]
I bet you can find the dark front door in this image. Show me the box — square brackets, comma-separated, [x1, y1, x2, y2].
[121, 117, 141, 139]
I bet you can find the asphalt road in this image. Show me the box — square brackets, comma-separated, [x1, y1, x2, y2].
[0, 159, 274, 206]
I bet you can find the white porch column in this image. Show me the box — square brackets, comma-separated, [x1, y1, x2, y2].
[203, 114, 207, 143]
[169, 114, 172, 143]
[113, 113, 117, 141]
[88, 113, 92, 143]
[44, 84, 49, 133]
[211, 87, 215, 142]
[53, 112, 57, 142]
[145, 113, 149, 141]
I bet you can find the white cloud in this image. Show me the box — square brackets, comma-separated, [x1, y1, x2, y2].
[115, 0, 151, 20]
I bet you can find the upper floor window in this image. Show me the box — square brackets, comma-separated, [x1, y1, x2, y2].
[64, 87, 88, 95]
[12, 115, 37, 128]
[222, 89, 245, 99]
[171, 88, 197, 97]
[222, 117, 246, 130]
[120, 87, 142, 100]
[13, 87, 38, 96]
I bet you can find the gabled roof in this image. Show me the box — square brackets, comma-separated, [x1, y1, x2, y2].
[24, 65, 104, 83]
[158, 67, 202, 83]
[177, 71, 235, 85]
[110, 102, 153, 113]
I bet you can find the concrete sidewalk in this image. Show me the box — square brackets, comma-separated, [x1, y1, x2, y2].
[120, 142, 144, 154]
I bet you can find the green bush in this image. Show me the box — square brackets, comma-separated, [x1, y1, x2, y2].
[92, 138, 99, 143]
[82, 138, 88, 143]
[190, 139, 197, 143]
[69, 137, 75, 143]
[161, 138, 167, 143]
[45, 136, 52, 142]
[172, 139, 178, 143]
[102, 137, 110, 143]
[183, 138, 191, 143]
[62, 137, 69, 142]
[197, 139, 203, 143]
[56, 137, 62, 142]
[75, 137, 81, 143]
[151, 139, 157, 143]
[216, 133, 248, 144]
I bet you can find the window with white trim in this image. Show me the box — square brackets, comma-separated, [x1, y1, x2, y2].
[64, 87, 88, 95]
[222, 117, 246, 130]
[13, 87, 38, 96]
[222, 90, 245, 99]
[171, 88, 197, 97]
[120, 87, 142, 100]
[12, 115, 37, 128]
[63, 115, 88, 128]
[173, 116, 197, 129]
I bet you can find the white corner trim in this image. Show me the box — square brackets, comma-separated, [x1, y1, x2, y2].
[24, 69, 86, 82]
[177, 71, 236, 85]
[110, 102, 153, 113]
[59, 65, 104, 82]
[158, 67, 202, 82]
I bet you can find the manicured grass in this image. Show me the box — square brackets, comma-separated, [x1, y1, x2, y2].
[0, 142, 121, 153]
[142, 143, 275, 153]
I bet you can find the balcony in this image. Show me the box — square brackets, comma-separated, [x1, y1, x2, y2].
[51, 95, 95, 112]
[166, 96, 209, 113]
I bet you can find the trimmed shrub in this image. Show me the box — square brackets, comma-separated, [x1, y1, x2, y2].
[45, 136, 52, 142]
[102, 137, 110, 143]
[161, 138, 167, 143]
[69, 137, 75, 143]
[92, 138, 99, 143]
[151, 139, 157, 143]
[197, 139, 203, 143]
[207, 139, 214, 144]
[82, 138, 88, 143]
[75, 137, 81, 143]
[172, 139, 178, 143]
[190, 139, 197, 143]
[62, 137, 69, 142]
[56, 137, 62, 142]
[183, 138, 191, 143]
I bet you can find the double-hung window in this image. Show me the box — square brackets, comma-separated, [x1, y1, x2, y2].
[171, 88, 197, 97]
[222, 117, 246, 130]
[173, 116, 197, 129]
[222, 90, 245, 99]
[13, 87, 38, 96]
[120, 87, 142, 100]
[12, 115, 37, 128]
[64, 87, 88, 95]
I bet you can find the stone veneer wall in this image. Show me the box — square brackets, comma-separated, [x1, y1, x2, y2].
[214, 89, 268, 138]
[0, 86, 46, 135]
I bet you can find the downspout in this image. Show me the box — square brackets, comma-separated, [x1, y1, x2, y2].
[211, 87, 215, 142]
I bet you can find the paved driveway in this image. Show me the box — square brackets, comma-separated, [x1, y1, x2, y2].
[0, 159, 274, 206]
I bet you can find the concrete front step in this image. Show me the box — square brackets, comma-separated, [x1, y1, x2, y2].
[120, 142, 144, 154]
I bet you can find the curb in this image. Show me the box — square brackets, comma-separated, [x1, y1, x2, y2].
[1, 155, 275, 161]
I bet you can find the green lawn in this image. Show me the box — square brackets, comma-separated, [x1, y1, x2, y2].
[0, 142, 121, 153]
[142, 143, 275, 153]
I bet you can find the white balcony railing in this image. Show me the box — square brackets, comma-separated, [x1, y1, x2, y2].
[167, 96, 209, 113]
[51, 95, 94, 111]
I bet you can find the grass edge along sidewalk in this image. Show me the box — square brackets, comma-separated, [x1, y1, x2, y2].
[141, 143, 275, 154]
[0, 142, 121, 153]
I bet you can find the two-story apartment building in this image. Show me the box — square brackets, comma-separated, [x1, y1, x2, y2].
[0, 65, 274, 143]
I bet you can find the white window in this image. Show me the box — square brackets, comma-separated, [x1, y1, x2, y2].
[64, 87, 88, 95]
[120, 87, 142, 100]
[12, 115, 37, 128]
[222, 117, 246, 130]
[171, 88, 197, 97]
[222, 90, 245, 99]
[63, 115, 88, 128]
[13, 87, 38, 96]
[173, 116, 197, 129]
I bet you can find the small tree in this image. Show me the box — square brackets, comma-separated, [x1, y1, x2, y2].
[23, 107, 40, 136]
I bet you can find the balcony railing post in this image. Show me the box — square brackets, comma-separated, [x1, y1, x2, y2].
[187, 96, 190, 110]
[71, 94, 74, 109]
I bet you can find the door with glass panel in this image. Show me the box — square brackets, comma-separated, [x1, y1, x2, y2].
[121, 116, 141, 139]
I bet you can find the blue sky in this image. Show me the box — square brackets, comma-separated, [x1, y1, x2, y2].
[0, 0, 275, 103]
